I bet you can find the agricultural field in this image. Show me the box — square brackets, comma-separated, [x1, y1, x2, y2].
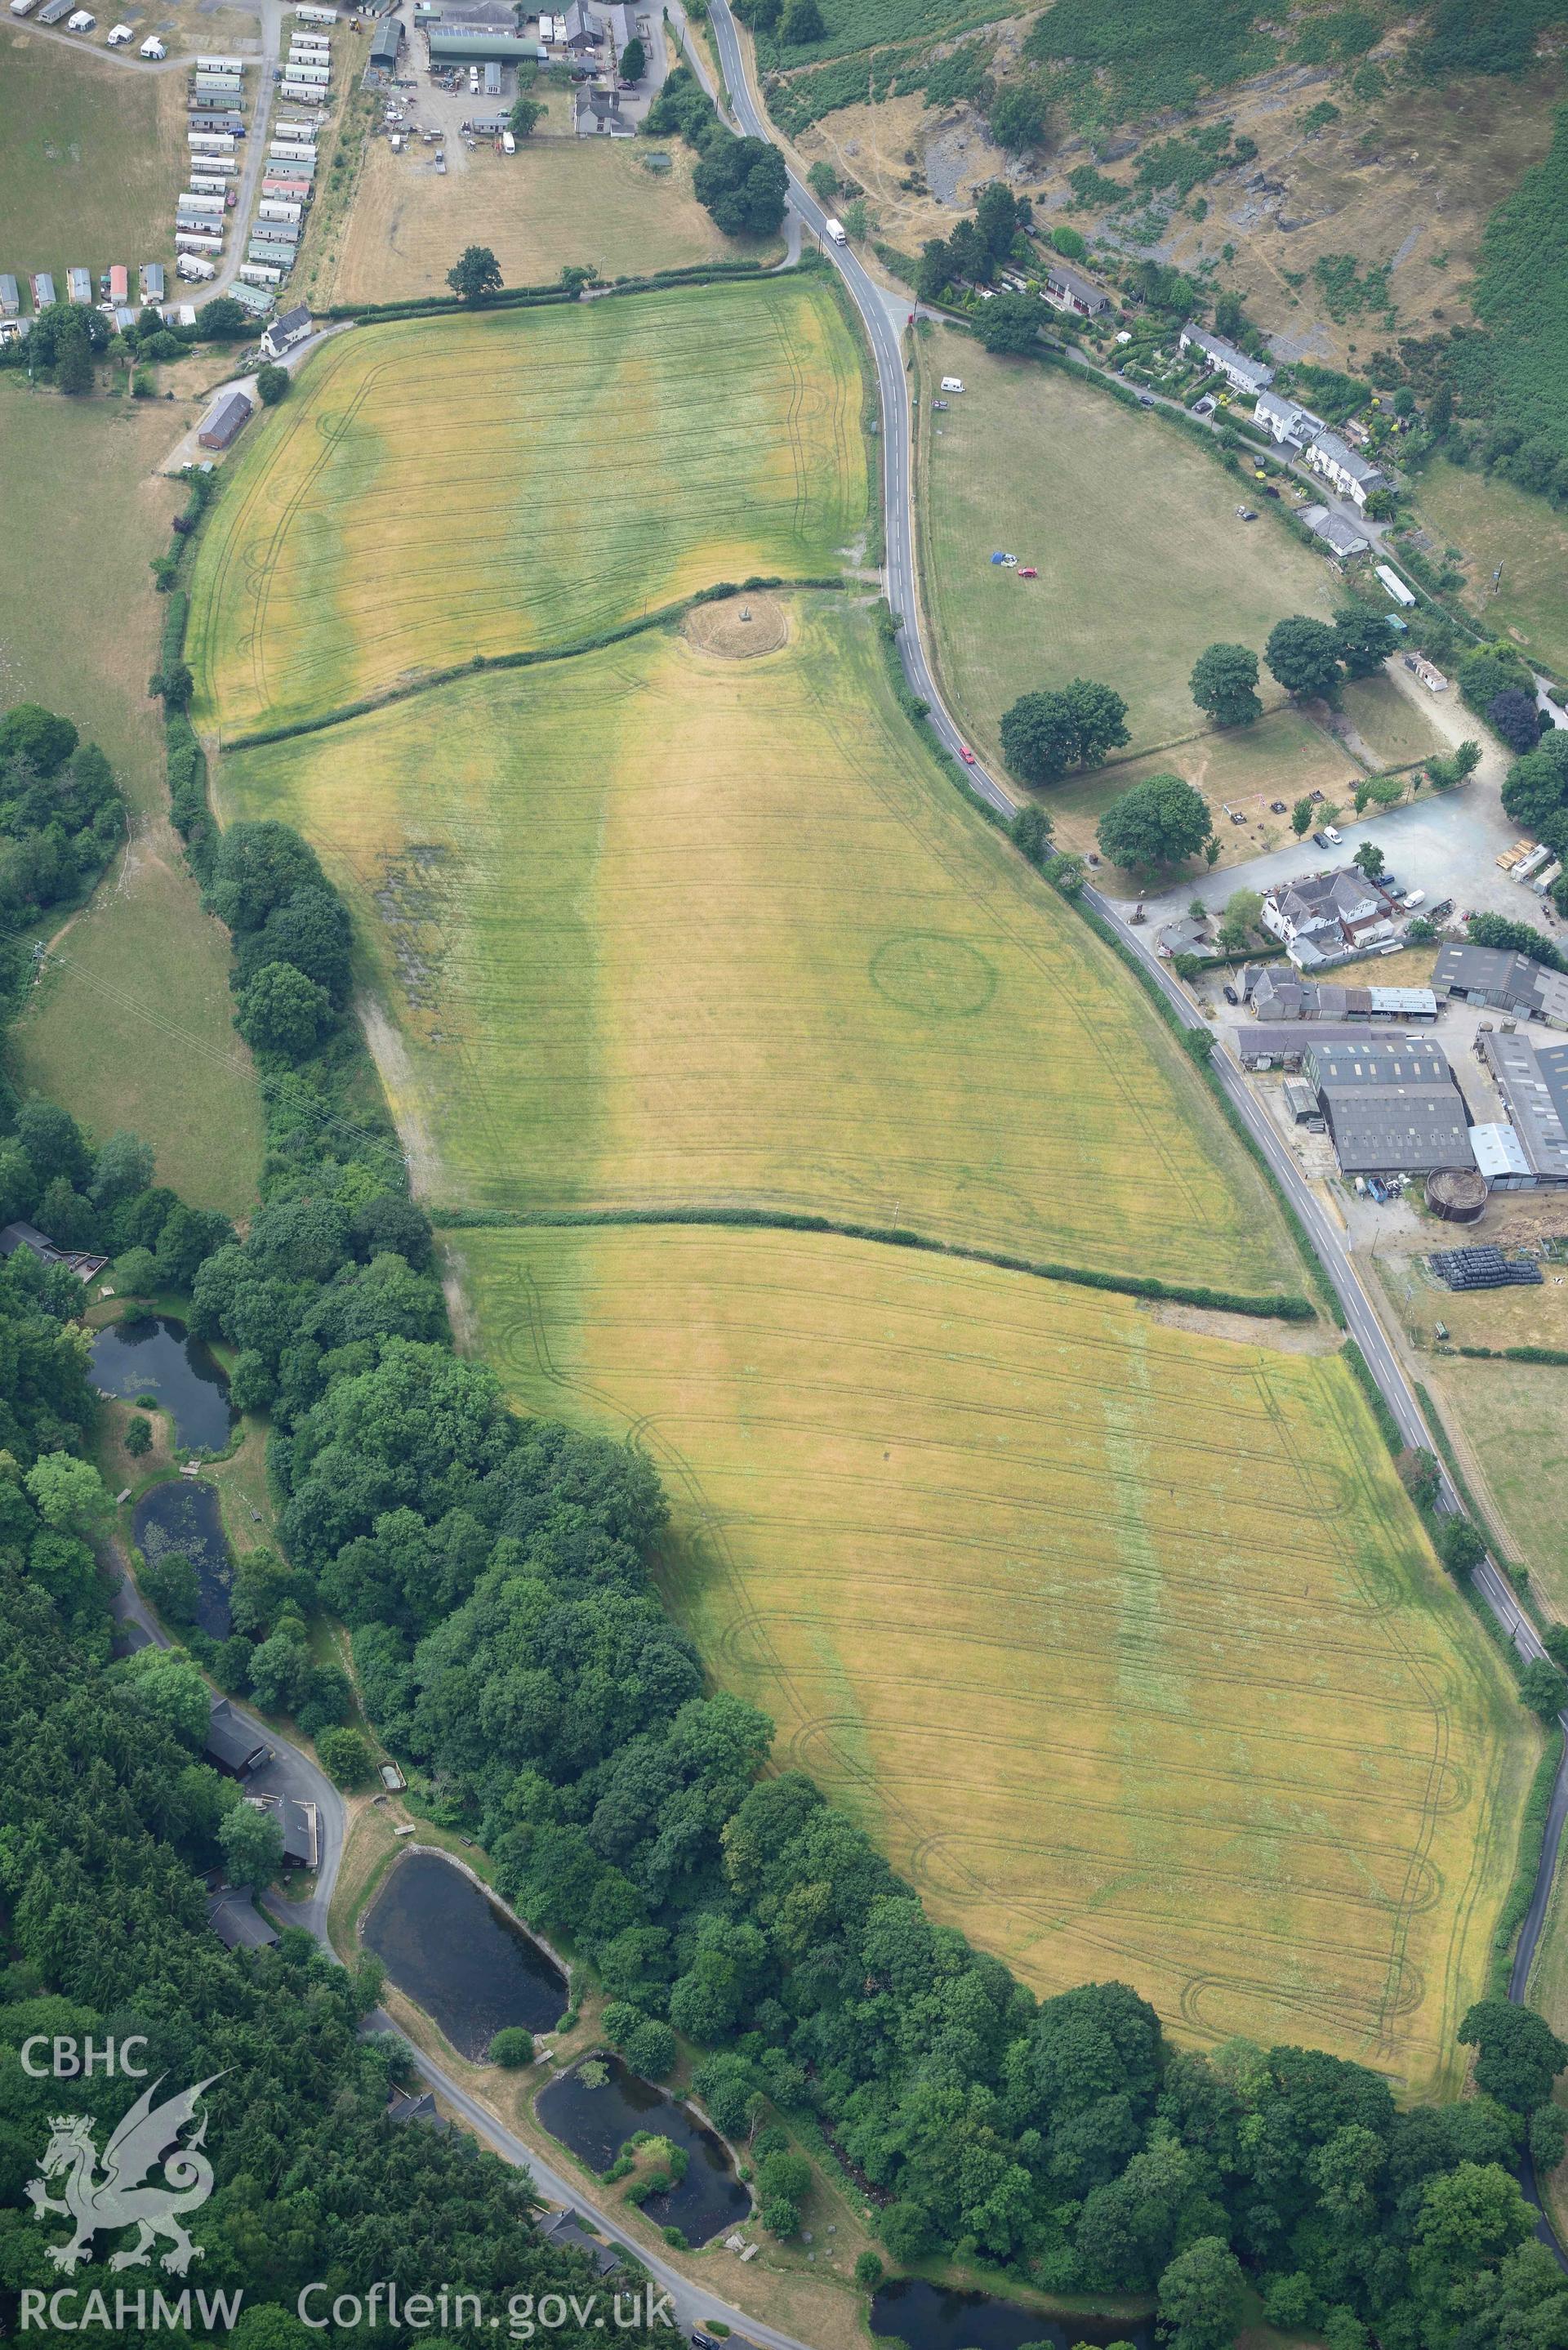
[1414, 460, 1568, 676]
[1425, 1359, 1568, 1622]
[457, 1218, 1531, 2098]
[188, 278, 870, 741]
[0, 33, 183, 282]
[1, 389, 263, 1215]
[216, 595, 1303, 1294]
[326, 136, 763, 310]
[913, 328, 1339, 770]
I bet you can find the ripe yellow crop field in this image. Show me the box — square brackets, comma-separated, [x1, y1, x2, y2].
[457, 1220, 1529, 2097]
[188, 277, 868, 740]
[217, 596, 1303, 1294]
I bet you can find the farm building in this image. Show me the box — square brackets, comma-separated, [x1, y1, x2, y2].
[1178, 323, 1273, 395]
[1041, 261, 1111, 319]
[426, 22, 532, 56]
[1236, 1023, 1374, 1070]
[1477, 1031, 1568, 1183]
[370, 15, 401, 64]
[205, 1697, 270, 1777]
[262, 301, 311, 358]
[1254, 389, 1325, 448]
[1433, 941, 1568, 1028]
[1305, 430, 1385, 510]
[207, 1888, 280, 1950]
[1245, 966, 1437, 1023]
[1469, 1121, 1535, 1188]
[1303, 1037, 1474, 1177]
[562, 0, 643, 48]
[199, 388, 254, 448]
[245, 1790, 320, 1868]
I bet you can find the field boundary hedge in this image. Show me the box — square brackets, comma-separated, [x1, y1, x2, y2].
[1492, 1726, 1565, 1996]
[433, 1200, 1314, 1321]
[323, 253, 826, 327]
[221, 578, 845, 750]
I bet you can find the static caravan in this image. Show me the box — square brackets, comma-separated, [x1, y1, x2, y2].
[262, 176, 312, 198]
[7, 2, 39, 20]
[295, 6, 338, 21]
[189, 130, 237, 150]
[180, 189, 227, 212]
[194, 51, 245, 68]
[256, 197, 303, 222]
[239, 262, 284, 286]
[108, 263, 128, 302]
[0, 275, 18, 317]
[66, 267, 93, 304]
[177, 256, 218, 282]
[292, 30, 329, 47]
[31, 273, 56, 308]
[187, 172, 234, 194]
[248, 239, 297, 265]
[176, 232, 225, 254]
[279, 82, 325, 100]
[139, 262, 166, 301]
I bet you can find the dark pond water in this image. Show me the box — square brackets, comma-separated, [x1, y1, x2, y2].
[132, 1478, 233, 1641]
[362, 1850, 568, 2059]
[536, 2053, 750, 2247]
[871, 2281, 1154, 2350]
[91, 1315, 235, 1451]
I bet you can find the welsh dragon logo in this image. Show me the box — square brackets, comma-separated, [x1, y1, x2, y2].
[25, 2074, 221, 2276]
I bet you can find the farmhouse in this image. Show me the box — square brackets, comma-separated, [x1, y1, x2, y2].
[1433, 940, 1568, 1028]
[1476, 1030, 1568, 1183]
[262, 302, 311, 359]
[574, 82, 630, 132]
[387, 2089, 452, 2132]
[199, 389, 254, 449]
[1302, 504, 1370, 559]
[1156, 912, 1211, 960]
[1178, 323, 1274, 395]
[539, 2213, 621, 2276]
[1042, 261, 1112, 319]
[1305, 429, 1385, 510]
[1262, 869, 1399, 963]
[205, 1697, 270, 1778]
[1304, 1037, 1474, 1177]
[1254, 389, 1325, 448]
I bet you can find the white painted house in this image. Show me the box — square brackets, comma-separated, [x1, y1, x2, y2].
[1254, 388, 1325, 448]
[1178, 323, 1274, 395]
[1304, 428, 1385, 509]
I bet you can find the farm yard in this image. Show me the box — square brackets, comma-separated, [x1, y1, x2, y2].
[1, 390, 264, 1215]
[325, 136, 760, 309]
[216, 595, 1303, 1295]
[913, 328, 1339, 762]
[188, 278, 870, 739]
[458, 1219, 1532, 2099]
[0, 32, 184, 279]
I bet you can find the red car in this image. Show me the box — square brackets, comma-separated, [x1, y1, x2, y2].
[959, 744, 977, 765]
[1018, 566, 1038, 578]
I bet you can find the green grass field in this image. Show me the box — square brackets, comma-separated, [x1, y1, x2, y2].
[217, 596, 1303, 1293]
[459, 1220, 1530, 2097]
[0, 33, 181, 281]
[914, 326, 1339, 769]
[1, 390, 264, 1216]
[1414, 459, 1568, 676]
[1426, 1359, 1568, 1621]
[189, 278, 870, 740]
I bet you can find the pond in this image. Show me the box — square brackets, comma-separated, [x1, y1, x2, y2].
[536, 2053, 750, 2248]
[362, 1850, 568, 2060]
[870, 2281, 1154, 2350]
[91, 1315, 235, 1451]
[132, 1478, 234, 1641]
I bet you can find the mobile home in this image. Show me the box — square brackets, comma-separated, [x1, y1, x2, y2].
[67, 268, 93, 305]
[239, 262, 284, 286]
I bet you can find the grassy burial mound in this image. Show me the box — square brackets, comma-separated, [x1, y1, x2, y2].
[217, 595, 1303, 1295]
[457, 1220, 1530, 2098]
[187, 277, 868, 741]
[915, 328, 1339, 768]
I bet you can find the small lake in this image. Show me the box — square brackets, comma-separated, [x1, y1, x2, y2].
[537, 2053, 750, 2247]
[91, 1315, 235, 1451]
[362, 1850, 568, 2059]
[132, 1478, 234, 1640]
[871, 2281, 1154, 2350]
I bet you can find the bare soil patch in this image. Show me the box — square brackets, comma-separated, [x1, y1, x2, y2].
[1139, 1298, 1337, 1352]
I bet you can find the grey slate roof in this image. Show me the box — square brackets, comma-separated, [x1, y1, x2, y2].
[1318, 1084, 1475, 1175]
[1433, 940, 1568, 1026]
[1478, 1030, 1568, 1179]
[1303, 1038, 1454, 1091]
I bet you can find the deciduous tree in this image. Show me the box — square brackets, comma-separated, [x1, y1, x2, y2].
[1265, 615, 1343, 702]
[446, 244, 503, 303]
[1097, 774, 1211, 872]
[1189, 642, 1262, 727]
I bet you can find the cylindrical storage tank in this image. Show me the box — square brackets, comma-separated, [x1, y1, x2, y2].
[1427, 1169, 1488, 1223]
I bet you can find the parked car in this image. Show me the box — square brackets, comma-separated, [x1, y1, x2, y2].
[1401, 889, 1425, 908]
[1323, 824, 1341, 843]
[1223, 983, 1240, 1006]
[1313, 831, 1334, 849]
[1138, 393, 1156, 407]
